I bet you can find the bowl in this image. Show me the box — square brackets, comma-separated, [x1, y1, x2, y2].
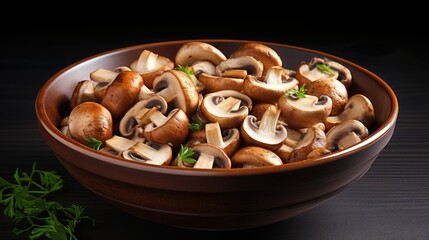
[35, 39, 398, 230]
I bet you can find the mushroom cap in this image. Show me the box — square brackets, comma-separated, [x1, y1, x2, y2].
[306, 78, 348, 115]
[200, 90, 252, 129]
[325, 94, 375, 130]
[216, 56, 264, 78]
[100, 71, 144, 119]
[198, 73, 244, 93]
[231, 146, 282, 168]
[193, 143, 232, 169]
[326, 119, 369, 151]
[278, 94, 332, 129]
[288, 127, 327, 162]
[68, 102, 113, 144]
[175, 42, 227, 66]
[143, 108, 189, 148]
[69, 80, 96, 110]
[230, 42, 282, 76]
[153, 70, 199, 117]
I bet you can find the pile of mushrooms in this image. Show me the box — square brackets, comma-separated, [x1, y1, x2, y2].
[61, 41, 376, 169]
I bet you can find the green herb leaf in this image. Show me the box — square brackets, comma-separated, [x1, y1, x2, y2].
[85, 137, 103, 150]
[188, 115, 204, 131]
[316, 63, 335, 76]
[175, 65, 196, 84]
[178, 145, 197, 163]
[286, 84, 307, 99]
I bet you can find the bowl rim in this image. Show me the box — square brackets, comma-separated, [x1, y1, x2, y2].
[35, 39, 399, 176]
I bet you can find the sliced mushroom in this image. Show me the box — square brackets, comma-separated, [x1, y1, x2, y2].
[130, 50, 174, 89]
[192, 144, 231, 169]
[231, 146, 282, 168]
[295, 57, 352, 88]
[326, 119, 369, 152]
[243, 66, 299, 103]
[190, 60, 216, 77]
[216, 56, 264, 78]
[100, 71, 144, 119]
[278, 93, 332, 129]
[325, 94, 375, 130]
[241, 105, 287, 151]
[138, 84, 156, 100]
[89, 66, 132, 83]
[230, 42, 282, 75]
[175, 41, 227, 67]
[197, 73, 245, 93]
[200, 90, 252, 129]
[306, 78, 348, 115]
[67, 102, 113, 145]
[205, 122, 241, 157]
[143, 108, 189, 148]
[119, 95, 168, 137]
[307, 148, 331, 159]
[275, 144, 295, 164]
[69, 80, 97, 110]
[288, 127, 327, 162]
[152, 70, 199, 117]
[105, 135, 137, 154]
[123, 141, 172, 165]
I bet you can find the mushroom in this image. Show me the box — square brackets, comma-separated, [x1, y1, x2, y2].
[100, 71, 144, 119]
[205, 122, 241, 157]
[123, 141, 172, 165]
[231, 146, 282, 168]
[243, 66, 299, 103]
[288, 127, 327, 162]
[138, 84, 156, 100]
[119, 95, 168, 137]
[274, 144, 294, 164]
[295, 57, 352, 88]
[89, 66, 132, 83]
[278, 93, 332, 129]
[197, 73, 245, 93]
[230, 42, 282, 75]
[241, 105, 287, 151]
[306, 78, 348, 115]
[67, 102, 113, 145]
[129, 49, 174, 89]
[69, 80, 97, 110]
[105, 135, 136, 154]
[175, 41, 227, 67]
[326, 119, 369, 152]
[200, 90, 252, 129]
[190, 60, 216, 77]
[172, 144, 231, 169]
[143, 108, 189, 148]
[152, 70, 199, 117]
[325, 94, 375, 130]
[216, 56, 264, 78]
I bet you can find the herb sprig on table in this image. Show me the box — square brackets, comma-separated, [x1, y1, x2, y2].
[0, 162, 93, 240]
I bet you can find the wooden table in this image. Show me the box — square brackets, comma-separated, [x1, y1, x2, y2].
[1, 23, 427, 240]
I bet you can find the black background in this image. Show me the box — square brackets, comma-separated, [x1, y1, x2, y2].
[1, 18, 428, 239]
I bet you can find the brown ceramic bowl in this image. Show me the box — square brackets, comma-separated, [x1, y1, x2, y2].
[35, 40, 398, 230]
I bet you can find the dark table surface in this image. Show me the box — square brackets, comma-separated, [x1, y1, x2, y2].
[1, 22, 428, 239]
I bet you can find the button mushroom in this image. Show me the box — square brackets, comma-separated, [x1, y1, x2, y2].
[123, 141, 172, 165]
[306, 78, 348, 116]
[100, 71, 144, 119]
[325, 94, 375, 130]
[216, 56, 264, 78]
[69, 80, 97, 110]
[175, 41, 227, 67]
[288, 127, 327, 162]
[205, 122, 241, 157]
[241, 105, 287, 151]
[326, 119, 369, 152]
[230, 42, 282, 76]
[278, 92, 332, 129]
[243, 66, 299, 103]
[67, 102, 113, 145]
[200, 90, 252, 129]
[143, 108, 189, 148]
[231, 146, 282, 168]
[152, 70, 199, 117]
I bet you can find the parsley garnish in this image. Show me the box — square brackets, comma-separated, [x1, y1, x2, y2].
[287, 84, 307, 99]
[188, 115, 204, 131]
[316, 63, 335, 76]
[175, 65, 196, 84]
[178, 145, 197, 163]
[85, 137, 102, 150]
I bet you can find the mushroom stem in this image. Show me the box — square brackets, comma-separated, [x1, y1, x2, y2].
[156, 87, 178, 103]
[129, 142, 170, 165]
[135, 50, 158, 72]
[205, 122, 224, 147]
[258, 105, 281, 134]
[148, 109, 168, 127]
[265, 66, 283, 85]
[193, 152, 215, 169]
[218, 97, 241, 112]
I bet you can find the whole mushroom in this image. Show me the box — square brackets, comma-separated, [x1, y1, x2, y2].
[306, 78, 348, 115]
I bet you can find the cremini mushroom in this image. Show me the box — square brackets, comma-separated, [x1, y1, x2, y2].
[123, 141, 172, 165]
[205, 122, 241, 157]
[67, 102, 113, 145]
[90, 66, 132, 100]
[119, 95, 168, 137]
[172, 144, 231, 169]
[306, 78, 348, 116]
[143, 108, 189, 148]
[197, 73, 245, 93]
[216, 56, 264, 78]
[100, 71, 144, 119]
[200, 90, 252, 129]
[295, 57, 352, 88]
[326, 119, 369, 152]
[278, 93, 332, 129]
[243, 66, 299, 103]
[69, 80, 97, 110]
[105, 135, 136, 155]
[325, 94, 375, 130]
[129, 49, 174, 89]
[190, 60, 216, 77]
[152, 70, 199, 117]
[241, 105, 287, 151]
[175, 41, 227, 67]
[288, 127, 327, 162]
[231, 146, 282, 168]
[230, 42, 282, 75]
